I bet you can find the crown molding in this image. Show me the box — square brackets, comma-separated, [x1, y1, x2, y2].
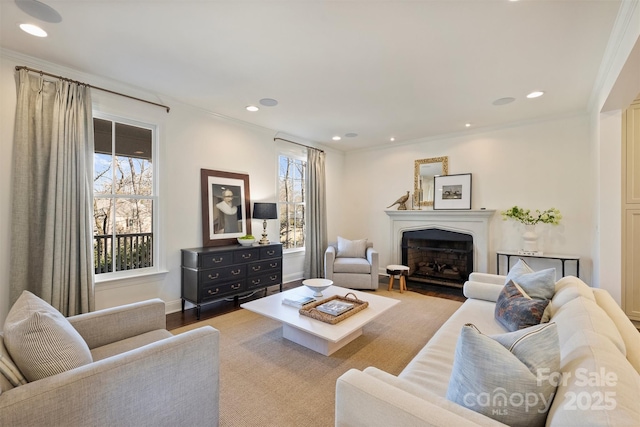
[587, 0, 640, 113]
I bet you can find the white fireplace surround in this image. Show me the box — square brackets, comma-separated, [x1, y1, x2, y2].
[385, 209, 495, 274]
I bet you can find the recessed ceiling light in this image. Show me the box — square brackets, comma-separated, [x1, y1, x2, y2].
[465, 123, 472, 128]
[345, 133, 358, 138]
[332, 136, 341, 141]
[15, 0, 62, 23]
[259, 98, 278, 107]
[390, 137, 395, 142]
[19, 23, 47, 37]
[246, 105, 259, 112]
[526, 91, 545, 99]
[492, 97, 515, 106]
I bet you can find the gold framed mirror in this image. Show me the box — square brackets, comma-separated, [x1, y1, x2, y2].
[414, 157, 449, 207]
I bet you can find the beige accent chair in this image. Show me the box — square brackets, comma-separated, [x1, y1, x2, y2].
[0, 299, 219, 427]
[325, 239, 379, 290]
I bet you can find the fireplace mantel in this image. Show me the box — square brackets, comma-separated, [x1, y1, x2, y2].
[385, 209, 495, 273]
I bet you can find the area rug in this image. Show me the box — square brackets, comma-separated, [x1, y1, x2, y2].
[171, 287, 463, 427]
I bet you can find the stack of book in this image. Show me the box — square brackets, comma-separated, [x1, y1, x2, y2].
[316, 300, 354, 316]
[282, 296, 316, 308]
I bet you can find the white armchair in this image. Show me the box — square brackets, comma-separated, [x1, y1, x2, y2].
[324, 238, 379, 290]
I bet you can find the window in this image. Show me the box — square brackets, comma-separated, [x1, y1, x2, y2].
[93, 116, 157, 276]
[278, 154, 306, 250]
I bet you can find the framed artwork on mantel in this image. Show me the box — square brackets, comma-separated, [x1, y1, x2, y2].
[433, 173, 472, 210]
[201, 169, 251, 247]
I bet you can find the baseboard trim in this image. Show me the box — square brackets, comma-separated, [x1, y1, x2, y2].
[165, 299, 184, 314]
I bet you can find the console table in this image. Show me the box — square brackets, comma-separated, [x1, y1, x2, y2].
[181, 243, 282, 319]
[496, 250, 580, 277]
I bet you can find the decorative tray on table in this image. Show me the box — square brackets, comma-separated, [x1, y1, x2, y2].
[298, 292, 368, 325]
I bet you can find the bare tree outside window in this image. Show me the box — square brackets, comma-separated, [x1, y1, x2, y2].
[93, 118, 155, 274]
[278, 155, 306, 250]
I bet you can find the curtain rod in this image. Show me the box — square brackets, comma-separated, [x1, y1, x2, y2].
[274, 137, 324, 153]
[15, 66, 170, 113]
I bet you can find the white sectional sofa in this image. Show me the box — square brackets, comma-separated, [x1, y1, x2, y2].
[335, 273, 640, 426]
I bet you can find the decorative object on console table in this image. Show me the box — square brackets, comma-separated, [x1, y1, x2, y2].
[433, 173, 472, 210]
[521, 224, 540, 255]
[181, 243, 283, 319]
[253, 202, 278, 245]
[200, 169, 251, 247]
[501, 206, 562, 255]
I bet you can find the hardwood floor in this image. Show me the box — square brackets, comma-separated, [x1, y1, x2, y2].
[406, 280, 466, 302]
[167, 276, 466, 330]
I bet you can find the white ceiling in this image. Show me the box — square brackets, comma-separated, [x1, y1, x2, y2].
[0, 0, 624, 151]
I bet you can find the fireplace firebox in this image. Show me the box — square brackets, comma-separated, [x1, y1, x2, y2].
[401, 229, 473, 288]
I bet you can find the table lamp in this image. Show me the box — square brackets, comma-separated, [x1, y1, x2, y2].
[253, 202, 278, 245]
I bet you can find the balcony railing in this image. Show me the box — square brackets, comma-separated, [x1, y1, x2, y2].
[94, 233, 153, 274]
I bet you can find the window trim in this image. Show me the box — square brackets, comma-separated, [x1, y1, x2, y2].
[93, 112, 160, 282]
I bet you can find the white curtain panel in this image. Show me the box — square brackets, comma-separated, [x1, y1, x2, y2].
[304, 148, 328, 279]
[10, 69, 95, 316]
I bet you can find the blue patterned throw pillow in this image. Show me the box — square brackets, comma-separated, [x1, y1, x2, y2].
[447, 322, 560, 427]
[495, 281, 550, 331]
[505, 259, 556, 300]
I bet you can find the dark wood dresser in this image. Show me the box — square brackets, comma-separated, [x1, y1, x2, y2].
[181, 243, 283, 319]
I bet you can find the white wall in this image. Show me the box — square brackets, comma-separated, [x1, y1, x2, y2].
[0, 50, 345, 322]
[340, 115, 593, 283]
[595, 110, 623, 302]
[2, 13, 639, 321]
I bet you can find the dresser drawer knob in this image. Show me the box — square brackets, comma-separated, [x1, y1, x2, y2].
[231, 269, 241, 275]
[270, 263, 278, 268]
[207, 288, 220, 295]
[270, 275, 277, 281]
[242, 253, 252, 259]
[231, 284, 241, 290]
[211, 257, 223, 263]
[252, 266, 261, 271]
[267, 250, 275, 255]
[208, 273, 219, 280]
[252, 279, 261, 285]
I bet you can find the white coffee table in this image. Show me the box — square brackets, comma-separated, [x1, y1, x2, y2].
[241, 285, 400, 355]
